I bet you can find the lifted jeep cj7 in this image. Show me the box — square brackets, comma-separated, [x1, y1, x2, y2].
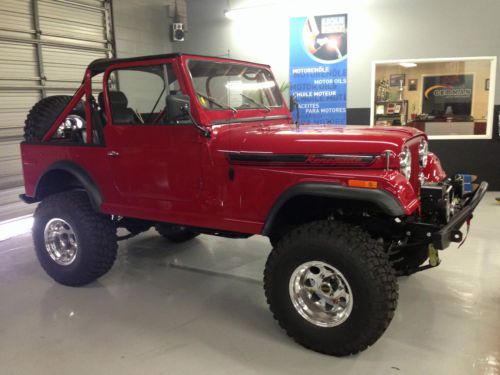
[19, 53, 487, 356]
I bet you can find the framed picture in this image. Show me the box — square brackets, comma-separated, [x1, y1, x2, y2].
[375, 104, 385, 115]
[485, 78, 490, 91]
[408, 78, 418, 91]
[390, 74, 405, 87]
[422, 74, 473, 116]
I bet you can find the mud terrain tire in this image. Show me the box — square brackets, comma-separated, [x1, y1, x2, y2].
[264, 220, 398, 356]
[24, 95, 82, 142]
[33, 191, 117, 286]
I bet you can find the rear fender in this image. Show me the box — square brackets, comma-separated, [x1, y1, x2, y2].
[32, 160, 103, 211]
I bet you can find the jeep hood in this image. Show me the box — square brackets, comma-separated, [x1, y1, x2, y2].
[215, 123, 424, 155]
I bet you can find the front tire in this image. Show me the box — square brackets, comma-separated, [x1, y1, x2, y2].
[33, 191, 118, 286]
[264, 220, 398, 356]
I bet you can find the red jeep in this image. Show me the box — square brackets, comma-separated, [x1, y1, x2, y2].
[19, 53, 487, 356]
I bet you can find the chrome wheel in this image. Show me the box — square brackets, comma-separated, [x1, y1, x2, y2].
[44, 218, 78, 266]
[289, 261, 353, 327]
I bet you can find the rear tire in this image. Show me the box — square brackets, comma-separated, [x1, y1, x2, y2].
[33, 191, 118, 286]
[24, 95, 83, 142]
[155, 223, 199, 243]
[264, 220, 398, 356]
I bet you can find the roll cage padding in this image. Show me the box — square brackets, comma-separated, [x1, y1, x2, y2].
[261, 182, 405, 235]
[34, 160, 103, 211]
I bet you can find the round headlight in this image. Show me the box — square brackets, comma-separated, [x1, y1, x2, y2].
[419, 139, 428, 168]
[399, 146, 412, 180]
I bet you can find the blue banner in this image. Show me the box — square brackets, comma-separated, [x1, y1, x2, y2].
[289, 14, 347, 125]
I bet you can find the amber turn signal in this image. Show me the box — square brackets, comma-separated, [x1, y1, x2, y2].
[347, 179, 378, 189]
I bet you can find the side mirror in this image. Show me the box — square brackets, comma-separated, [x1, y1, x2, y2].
[166, 94, 191, 122]
[166, 93, 211, 138]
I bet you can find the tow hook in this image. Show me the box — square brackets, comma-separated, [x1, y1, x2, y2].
[428, 244, 440, 267]
[413, 244, 441, 274]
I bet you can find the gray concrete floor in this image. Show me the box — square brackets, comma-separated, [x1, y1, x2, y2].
[0, 193, 499, 375]
[0, 186, 34, 222]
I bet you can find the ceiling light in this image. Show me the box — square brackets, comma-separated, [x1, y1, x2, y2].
[224, 0, 371, 20]
[399, 62, 417, 68]
[225, 7, 266, 20]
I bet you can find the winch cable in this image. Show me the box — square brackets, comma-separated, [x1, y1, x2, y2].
[458, 216, 472, 248]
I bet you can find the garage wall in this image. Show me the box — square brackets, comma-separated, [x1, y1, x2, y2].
[112, 0, 180, 58]
[0, 0, 113, 221]
[178, 0, 500, 189]
[110, 0, 186, 117]
[0, 0, 187, 221]
[0, 0, 113, 217]
[179, 0, 500, 107]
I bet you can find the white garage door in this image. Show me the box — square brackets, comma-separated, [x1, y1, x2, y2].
[0, 0, 113, 220]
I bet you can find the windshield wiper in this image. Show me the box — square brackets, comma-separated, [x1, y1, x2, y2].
[196, 91, 236, 113]
[240, 93, 271, 111]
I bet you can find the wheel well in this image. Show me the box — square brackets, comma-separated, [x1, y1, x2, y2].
[34, 166, 102, 211]
[265, 194, 391, 242]
[36, 170, 83, 199]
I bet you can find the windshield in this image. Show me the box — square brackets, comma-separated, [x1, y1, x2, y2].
[187, 60, 283, 111]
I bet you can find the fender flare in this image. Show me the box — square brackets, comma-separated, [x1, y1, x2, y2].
[34, 160, 103, 211]
[261, 182, 405, 235]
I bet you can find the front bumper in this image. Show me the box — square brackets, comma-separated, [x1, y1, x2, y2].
[432, 181, 488, 249]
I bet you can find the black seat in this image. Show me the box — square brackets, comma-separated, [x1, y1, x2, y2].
[98, 91, 137, 124]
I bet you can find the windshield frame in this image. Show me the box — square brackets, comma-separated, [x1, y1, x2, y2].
[185, 58, 285, 113]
